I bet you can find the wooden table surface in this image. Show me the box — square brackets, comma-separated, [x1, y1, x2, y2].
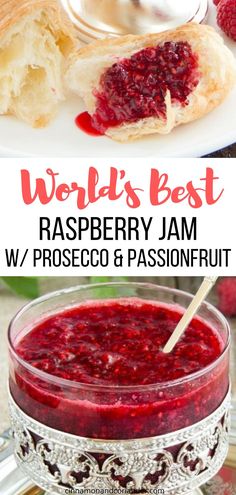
[205, 144, 236, 157]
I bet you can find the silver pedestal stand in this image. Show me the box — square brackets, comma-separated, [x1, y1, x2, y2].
[9, 391, 230, 495]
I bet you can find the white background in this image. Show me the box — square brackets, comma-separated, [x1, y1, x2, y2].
[0, 158, 235, 276]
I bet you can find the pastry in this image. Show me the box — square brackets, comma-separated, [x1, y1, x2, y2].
[0, 0, 78, 127]
[67, 23, 236, 141]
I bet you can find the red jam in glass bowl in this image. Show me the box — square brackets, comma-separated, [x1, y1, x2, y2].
[9, 294, 229, 440]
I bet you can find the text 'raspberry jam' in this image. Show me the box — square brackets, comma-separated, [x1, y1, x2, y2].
[10, 299, 228, 439]
[84, 41, 200, 134]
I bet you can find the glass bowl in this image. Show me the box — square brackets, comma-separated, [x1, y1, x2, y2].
[8, 282, 230, 441]
[7, 283, 231, 494]
[60, 0, 209, 42]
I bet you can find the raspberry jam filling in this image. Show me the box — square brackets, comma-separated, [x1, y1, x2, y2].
[10, 299, 228, 440]
[83, 41, 200, 134]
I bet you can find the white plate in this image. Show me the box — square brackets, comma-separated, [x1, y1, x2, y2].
[0, 1, 236, 157]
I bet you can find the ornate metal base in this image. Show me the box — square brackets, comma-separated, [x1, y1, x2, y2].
[9, 392, 230, 495]
[230, 397, 236, 445]
[61, 0, 209, 43]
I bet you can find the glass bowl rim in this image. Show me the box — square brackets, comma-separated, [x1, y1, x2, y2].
[8, 281, 231, 393]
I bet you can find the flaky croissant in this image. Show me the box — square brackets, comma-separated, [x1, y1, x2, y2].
[67, 23, 236, 142]
[0, 0, 78, 127]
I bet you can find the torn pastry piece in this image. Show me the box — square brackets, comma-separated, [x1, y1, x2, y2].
[0, 0, 79, 127]
[67, 23, 236, 141]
